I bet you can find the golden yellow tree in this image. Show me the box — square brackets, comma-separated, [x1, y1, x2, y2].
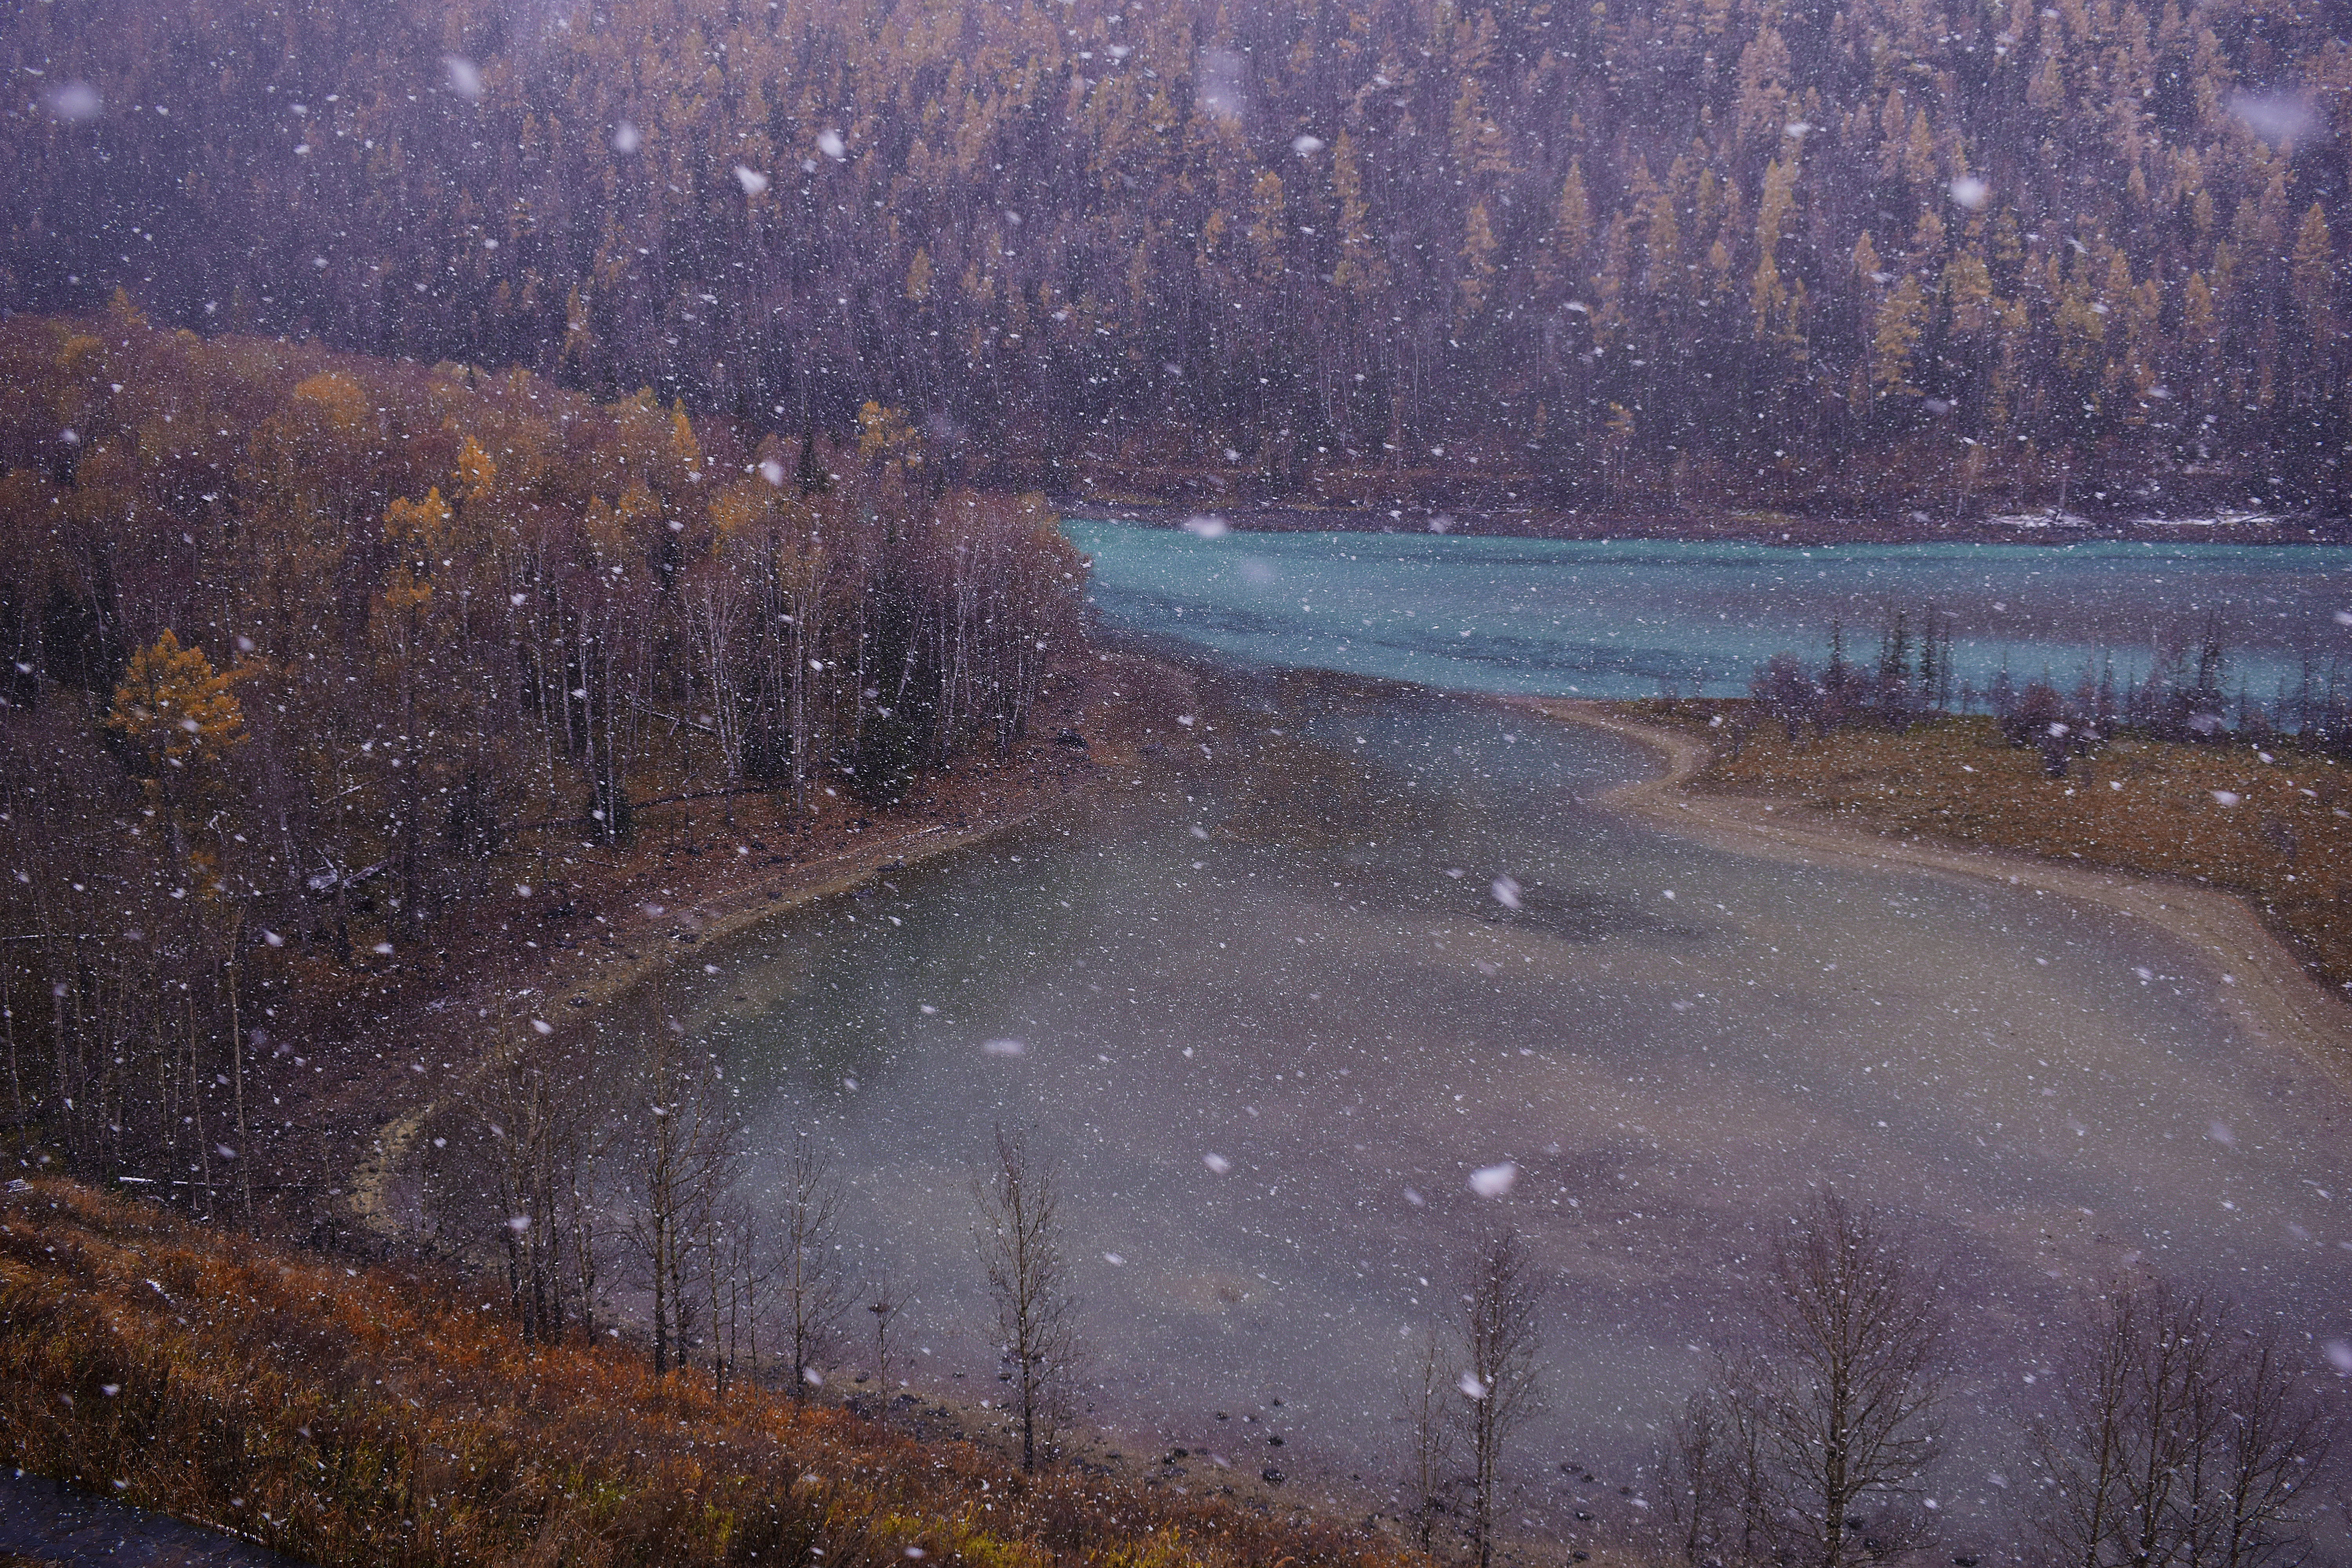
[1458, 199, 1499, 327]
[2290, 203, 2333, 329]
[1534, 158, 1592, 296]
[1870, 277, 1928, 401]
[106, 631, 248, 860]
[857, 402, 925, 475]
[383, 487, 456, 616]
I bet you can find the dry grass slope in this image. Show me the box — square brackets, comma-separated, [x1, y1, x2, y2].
[0, 1181, 1406, 1568]
[1616, 704, 2352, 991]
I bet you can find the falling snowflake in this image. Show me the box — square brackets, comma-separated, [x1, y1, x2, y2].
[1469, 1162, 1518, 1198]
[46, 82, 102, 121]
[443, 56, 484, 102]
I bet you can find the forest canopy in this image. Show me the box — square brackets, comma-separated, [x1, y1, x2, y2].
[3, 0, 2348, 516]
[0, 303, 1080, 1187]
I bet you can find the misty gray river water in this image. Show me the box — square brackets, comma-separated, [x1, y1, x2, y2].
[577, 530, 2351, 1552]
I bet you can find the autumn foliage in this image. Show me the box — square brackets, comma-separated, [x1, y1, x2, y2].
[3, 0, 2348, 516]
[0, 307, 1083, 1195]
[0, 1178, 1405, 1567]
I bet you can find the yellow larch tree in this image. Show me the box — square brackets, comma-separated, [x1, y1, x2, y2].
[106, 631, 249, 862]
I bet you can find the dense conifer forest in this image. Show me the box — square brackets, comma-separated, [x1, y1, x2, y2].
[4, 0, 2348, 517]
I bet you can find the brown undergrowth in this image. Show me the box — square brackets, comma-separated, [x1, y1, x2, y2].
[0, 1178, 1403, 1568]
[1613, 702, 2352, 991]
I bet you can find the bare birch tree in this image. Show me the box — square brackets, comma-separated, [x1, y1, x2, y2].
[1664, 1388, 1736, 1568]
[774, 1134, 849, 1399]
[1662, 1375, 1777, 1568]
[2032, 1285, 2339, 1568]
[1746, 1191, 1946, 1568]
[1461, 1224, 1546, 1568]
[974, 1124, 1078, 1472]
[1398, 1326, 1462, 1559]
[620, 1022, 738, 1377]
[2035, 1288, 2154, 1568]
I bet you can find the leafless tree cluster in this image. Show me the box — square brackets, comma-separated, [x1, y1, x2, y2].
[0, 898, 278, 1223]
[1649, 1201, 2342, 1568]
[2029, 1285, 2340, 1568]
[462, 1028, 841, 1397]
[449, 1087, 1111, 1484]
[1397, 1224, 1549, 1567]
[479, 1058, 603, 1344]
[1664, 1193, 1947, 1568]
[615, 1023, 745, 1379]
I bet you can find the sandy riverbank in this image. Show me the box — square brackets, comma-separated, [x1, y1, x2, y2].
[1516, 697, 2352, 1087]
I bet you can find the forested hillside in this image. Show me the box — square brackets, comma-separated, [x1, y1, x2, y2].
[0, 304, 1080, 1192]
[4, 0, 2348, 516]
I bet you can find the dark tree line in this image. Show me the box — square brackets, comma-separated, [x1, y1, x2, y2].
[4, 0, 2349, 517]
[1743, 604, 2352, 772]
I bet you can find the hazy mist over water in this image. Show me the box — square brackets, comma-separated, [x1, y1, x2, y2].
[612, 661, 2352, 1535]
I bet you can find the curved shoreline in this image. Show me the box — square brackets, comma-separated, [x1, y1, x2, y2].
[343, 646, 1205, 1243]
[1515, 697, 2352, 1085]
[344, 801, 1075, 1238]
[354, 678, 2352, 1232]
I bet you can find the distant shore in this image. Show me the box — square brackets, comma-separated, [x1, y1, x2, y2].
[1061, 496, 2351, 548]
[1519, 698, 2352, 1087]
